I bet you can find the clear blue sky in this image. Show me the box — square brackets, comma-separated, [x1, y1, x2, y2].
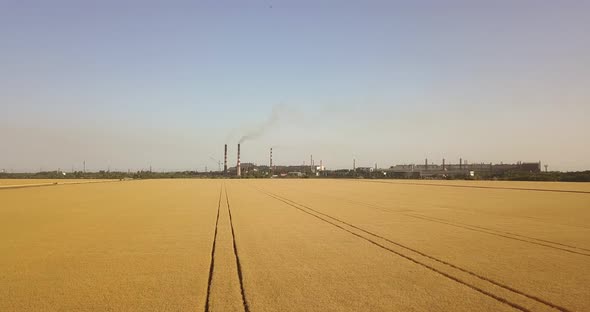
[1, 0, 589, 172]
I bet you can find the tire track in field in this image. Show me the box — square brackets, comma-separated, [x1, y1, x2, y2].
[254, 187, 531, 312]
[351, 180, 590, 230]
[0, 179, 123, 190]
[306, 190, 590, 255]
[336, 195, 590, 256]
[204, 184, 223, 312]
[224, 183, 251, 312]
[253, 185, 572, 312]
[416, 214, 590, 252]
[406, 214, 590, 256]
[360, 179, 590, 194]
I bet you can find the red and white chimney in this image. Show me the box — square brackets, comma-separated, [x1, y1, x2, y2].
[224, 144, 228, 173]
[237, 144, 241, 177]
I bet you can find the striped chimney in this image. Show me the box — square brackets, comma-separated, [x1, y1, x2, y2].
[224, 144, 228, 173]
[237, 144, 241, 177]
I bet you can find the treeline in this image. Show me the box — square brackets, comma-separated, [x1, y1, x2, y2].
[1, 170, 589, 182]
[0, 170, 228, 180]
[318, 170, 590, 182]
[494, 171, 590, 182]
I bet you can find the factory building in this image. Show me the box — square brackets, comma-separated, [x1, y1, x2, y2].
[388, 161, 541, 178]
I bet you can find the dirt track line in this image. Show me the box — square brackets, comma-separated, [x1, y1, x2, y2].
[317, 192, 590, 255]
[204, 185, 223, 312]
[0, 180, 122, 190]
[255, 186, 572, 312]
[0, 183, 57, 189]
[268, 190, 572, 312]
[254, 188, 532, 312]
[361, 179, 590, 194]
[407, 214, 590, 256]
[225, 183, 251, 312]
[418, 214, 590, 252]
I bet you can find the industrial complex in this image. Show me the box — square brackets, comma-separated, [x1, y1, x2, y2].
[221, 144, 542, 179]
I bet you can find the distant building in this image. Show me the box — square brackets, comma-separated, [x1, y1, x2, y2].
[355, 167, 374, 173]
[388, 161, 541, 178]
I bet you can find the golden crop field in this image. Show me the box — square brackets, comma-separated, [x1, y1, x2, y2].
[1, 179, 589, 311]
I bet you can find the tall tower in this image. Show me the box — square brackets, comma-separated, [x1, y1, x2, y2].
[237, 144, 241, 177]
[224, 144, 228, 173]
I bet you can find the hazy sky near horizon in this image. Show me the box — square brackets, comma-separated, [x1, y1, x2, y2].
[1, 0, 589, 172]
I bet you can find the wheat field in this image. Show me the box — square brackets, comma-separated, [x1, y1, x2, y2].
[1, 179, 589, 311]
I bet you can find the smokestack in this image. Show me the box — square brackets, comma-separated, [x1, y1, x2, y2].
[353, 158, 356, 171]
[425, 158, 428, 171]
[224, 144, 228, 173]
[270, 148, 273, 170]
[237, 144, 241, 177]
[460, 158, 462, 170]
[442, 158, 445, 171]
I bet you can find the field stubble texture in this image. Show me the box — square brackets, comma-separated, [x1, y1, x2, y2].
[1, 180, 219, 311]
[1, 179, 589, 311]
